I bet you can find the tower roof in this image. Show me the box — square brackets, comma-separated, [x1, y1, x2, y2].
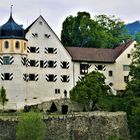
[0, 7, 25, 39]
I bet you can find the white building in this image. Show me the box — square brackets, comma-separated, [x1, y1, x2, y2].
[0, 12, 136, 109]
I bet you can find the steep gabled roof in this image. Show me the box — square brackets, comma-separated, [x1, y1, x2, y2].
[66, 40, 134, 63]
[25, 15, 63, 45]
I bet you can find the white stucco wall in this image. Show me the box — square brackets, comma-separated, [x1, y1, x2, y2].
[25, 16, 73, 105]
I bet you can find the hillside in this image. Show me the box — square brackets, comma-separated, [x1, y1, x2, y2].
[126, 21, 140, 36]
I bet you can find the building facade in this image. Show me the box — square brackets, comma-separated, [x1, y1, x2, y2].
[0, 13, 136, 109]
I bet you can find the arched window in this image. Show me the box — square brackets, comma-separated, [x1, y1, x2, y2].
[4, 41, 9, 49]
[15, 41, 20, 49]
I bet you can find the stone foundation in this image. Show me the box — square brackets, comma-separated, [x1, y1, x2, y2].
[0, 111, 130, 140]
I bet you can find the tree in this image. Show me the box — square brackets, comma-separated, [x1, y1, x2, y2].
[61, 12, 131, 48]
[124, 44, 140, 140]
[126, 44, 140, 95]
[16, 111, 46, 140]
[135, 32, 140, 43]
[0, 86, 8, 110]
[94, 15, 131, 48]
[70, 71, 110, 111]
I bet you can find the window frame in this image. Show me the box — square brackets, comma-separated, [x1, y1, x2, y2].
[123, 65, 129, 71]
[3, 56, 10, 65]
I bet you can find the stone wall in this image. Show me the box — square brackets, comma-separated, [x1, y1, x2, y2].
[0, 112, 130, 140]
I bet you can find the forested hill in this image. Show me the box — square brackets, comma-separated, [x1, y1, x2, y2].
[126, 21, 140, 36]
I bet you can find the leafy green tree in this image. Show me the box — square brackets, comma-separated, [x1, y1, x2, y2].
[124, 44, 140, 140]
[16, 111, 46, 140]
[135, 32, 140, 43]
[0, 86, 8, 110]
[70, 71, 110, 111]
[94, 15, 131, 48]
[61, 12, 131, 48]
[126, 44, 140, 95]
[129, 103, 140, 139]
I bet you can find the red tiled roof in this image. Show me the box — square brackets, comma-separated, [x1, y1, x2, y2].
[66, 40, 134, 63]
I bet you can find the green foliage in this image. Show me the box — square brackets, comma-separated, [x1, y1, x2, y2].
[135, 32, 140, 43]
[98, 95, 123, 112]
[70, 71, 110, 111]
[124, 44, 140, 140]
[16, 111, 46, 140]
[61, 12, 131, 48]
[108, 135, 126, 140]
[0, 86, 8, 110]
[129, 103, 140, 139]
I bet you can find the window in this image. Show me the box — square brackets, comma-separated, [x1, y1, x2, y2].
[46, 74, 57, 82]
[124, 76, 129, 83]
[109, 71, 113, 76]
[123, 65, 129, 71]
[55, 89, 60, 94]
[61, 61, 68, 69]
[4, 41, 9, 49]
[15, 41, 20, 49]
[80, 64, 88, 75]
[61, 75, 69, 82]
[30, 47, 36, 53]
[4, 73, 10, 80]
[40, 60, 44, 68]
[44, 34, 51, 38]
[30, 60, 36, 67]
[29, 74, 35, 81]
[48, 74, 54, 81]
[32, 33, 38, 37]
[48, 61, 54, 68]
[127, 54, 130, 58]
[97, 65, 103, 70]
[3, 56, 10, 65]
[48, 48, 54, 53]
[62, 75, 67, 82]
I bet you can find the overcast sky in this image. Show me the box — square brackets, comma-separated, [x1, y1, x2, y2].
[0, 0, 140, 37]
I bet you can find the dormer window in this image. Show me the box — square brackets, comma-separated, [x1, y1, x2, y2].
[4, 41, 9, 49]
[15, 41, 20, 49]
